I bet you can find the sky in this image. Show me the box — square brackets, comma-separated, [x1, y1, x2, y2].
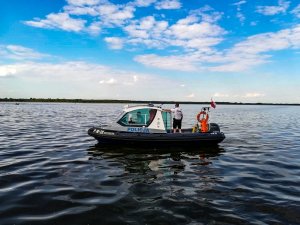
[0, 0, 300, 103]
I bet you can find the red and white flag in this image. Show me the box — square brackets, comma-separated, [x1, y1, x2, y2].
[210, 99, 216, 109]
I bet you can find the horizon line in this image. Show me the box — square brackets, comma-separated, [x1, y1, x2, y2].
[1, 98, 299, 106]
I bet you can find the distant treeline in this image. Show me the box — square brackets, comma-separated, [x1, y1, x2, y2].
[0, 98, 299, 106]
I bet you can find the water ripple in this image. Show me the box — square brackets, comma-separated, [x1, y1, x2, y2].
[0, 103, 299, 224]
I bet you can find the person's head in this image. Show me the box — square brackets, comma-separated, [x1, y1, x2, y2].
[175, 103, 179, 107]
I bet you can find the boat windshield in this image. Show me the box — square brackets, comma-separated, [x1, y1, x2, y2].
[118, 108, 157, 127]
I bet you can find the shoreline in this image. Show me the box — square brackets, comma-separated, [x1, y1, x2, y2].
[1, 98, 299, 106]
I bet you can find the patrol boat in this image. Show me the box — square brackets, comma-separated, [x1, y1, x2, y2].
[88, 104, 225, 145]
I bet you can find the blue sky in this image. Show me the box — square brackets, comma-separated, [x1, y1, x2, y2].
[0, 0, 300, 103]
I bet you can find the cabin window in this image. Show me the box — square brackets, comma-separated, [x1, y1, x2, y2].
[162, 111, 172, 132]
[118, 108, 157, 127]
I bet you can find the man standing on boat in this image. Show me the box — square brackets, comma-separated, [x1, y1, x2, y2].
[165, 103, 183, 133]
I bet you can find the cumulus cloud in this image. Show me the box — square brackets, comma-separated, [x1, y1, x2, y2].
[21, 0, 300, 73]
[0, 60, 167, 87]
[212, 92, 265, 98]
[124, 16, 169, 47]
[104, 37, 124, 49]
[0, 45, 48, 60]
[256, 0, 290, 16]
[214, 93, 229, 98]
[67, 0, 100, 6]
[134, 54, 197, 71]
[63, 5, 99, 16]
[0, 65, 17, 76]
[232, 1, 246, 24]
[24, 1, 224, 56]
[291, 4, 300, 18]
[25, 2, 135, 32]
[133, 0, 156, 7]
[168, 17, 224, 40]
[0, 61, 106, 80]
[208, 25, 300, 71]
[232, 0, 246, 6]
[186, 93, 195, 98]
[135, 24, 300, 72]
[99, 78, 117, 84]
[24, 12, 86, 32]
[97, 4, 135, 26]
[0, 60, 186, 99]
[86, 21, 102, 35]
[123, 8, 225, 52]
[155, 0, 181, 10]
[243, 93, 265, 98]
[0, 61, 146, 92]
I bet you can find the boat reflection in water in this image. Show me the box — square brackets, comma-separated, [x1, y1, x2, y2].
[87, 144, 225, 190]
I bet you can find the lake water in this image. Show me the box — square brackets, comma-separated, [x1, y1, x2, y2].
[0, 103, 300, 225]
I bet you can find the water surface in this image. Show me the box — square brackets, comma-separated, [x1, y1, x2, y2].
[0, 103, 299, 224]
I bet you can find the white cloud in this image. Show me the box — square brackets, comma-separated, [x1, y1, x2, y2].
[232, 0, 246, 7]
[231, 31, 291, 54]
[134, 24, 300, 72]
[0, 60, 187, 100]
[104, 37, 124, 49]
[236, 12, 245, 24]
[214, 92, 229, 97]
[123, 8, 225, 52]
[125, 16, 169, 45]
[0, 45, 47, 60]
[0, 61, 145, 87]
[24, 12, 86, 32]
[155, 0, 181, 10]
[189, 6, 223, 23]
[21, 0, 300, 74]
[99, 78, 117, 84]
[232, 1, 246, 24]
[209, 57, 268, 72]
[207, 26, 299, 72]
[67, 0, 100, 6]
[24, 1, 223, 54]
[212, 92, 265, 98]
[97, 4, 135, 26]
[64, 5, 99, 16]
[134, 54, 197, 71]
[86, 21, 102, 35]
[291, 4, 300, 18]
[256, 0, 290, 16]
[250, 21, 257, 26]
[243, 93, 265, 98]
[134, 0, 156, 7]
[64, 2, 135, 27]
[0, 65, 17, 76]
[168, 19, 224, 40]
[186, 93, 195, 98]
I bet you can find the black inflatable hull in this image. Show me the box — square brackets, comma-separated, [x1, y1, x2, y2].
[88, 127, 225, 146]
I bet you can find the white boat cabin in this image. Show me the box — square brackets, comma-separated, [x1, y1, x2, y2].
[108, 104, 172, 133]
